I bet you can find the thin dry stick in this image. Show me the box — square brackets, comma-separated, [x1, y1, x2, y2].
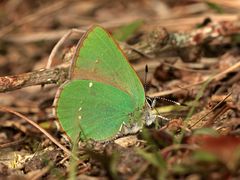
[0, 67, 68, 93]
[0, 138, 26, 148]
[189, 92, 232, 128]
[0, 21, 239, 93]
[3, 14, 239, 43]
[149, 81, 204, 97]
[213, 60, 240, 81]
[149, 60, 240, 97]
[3, 29, 70, 43]
[46, 28, 85, 69]
[0, 106, 78, 160]
[152, 14, 238, 31]
[3, 17, 141, 43]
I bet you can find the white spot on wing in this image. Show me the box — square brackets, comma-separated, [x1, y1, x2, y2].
[78, 107, 82, 111]
[89, 82, 93, 87]
[78, 115, 82, 120]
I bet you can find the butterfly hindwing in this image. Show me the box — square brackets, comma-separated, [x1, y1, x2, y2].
[56, 80, 139, 141]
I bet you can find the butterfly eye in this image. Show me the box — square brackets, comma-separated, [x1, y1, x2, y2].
[145, 111, 156, 126]
[146, 96, 156, 108]
[146, 96, 152, 106]
[151, 98, 157, 108]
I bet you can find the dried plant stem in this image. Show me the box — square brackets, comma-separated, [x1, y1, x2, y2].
[0, 67, 68, 93]
[150, 60, 240, 97]
[0, 21, 239, 93]
[46, 28, 85, 69]
[189, 92, 232, 128]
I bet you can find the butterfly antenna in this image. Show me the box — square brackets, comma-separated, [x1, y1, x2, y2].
[144, 65, 148, 92]
[154, 96, 187, 106]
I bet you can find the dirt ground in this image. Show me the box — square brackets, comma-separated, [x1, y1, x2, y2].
[0, 0, 240, 179]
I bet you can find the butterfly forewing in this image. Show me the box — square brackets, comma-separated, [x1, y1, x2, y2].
[71, 26, 145, 108]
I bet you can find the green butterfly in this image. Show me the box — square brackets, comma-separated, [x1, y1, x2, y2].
[54, 25, 156, 141]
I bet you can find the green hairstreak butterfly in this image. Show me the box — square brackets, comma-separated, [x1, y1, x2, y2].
[54, 25, 155, 141]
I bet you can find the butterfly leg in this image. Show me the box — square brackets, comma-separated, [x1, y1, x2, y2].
[117, 122, 142, 137]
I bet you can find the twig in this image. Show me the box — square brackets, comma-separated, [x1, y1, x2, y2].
[0, 21, 239, 93]
[149, 59, 240, 97]
[189, 92, 232, 128]
[0, 67, 68, 93]
[2, 17, 141, 43]
[123, 20, 240, 60]
[212, 60, 240, 81]
[46, 29, 85, 69]
[194, 0, 240, 10]
[3, 14, 238, 43]
[0, 138, 26, 149]
[153, 14, 238, 31]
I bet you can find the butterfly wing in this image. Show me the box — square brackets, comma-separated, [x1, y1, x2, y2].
[71, 26, 145, 109]
[55, 80, 142, 141]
